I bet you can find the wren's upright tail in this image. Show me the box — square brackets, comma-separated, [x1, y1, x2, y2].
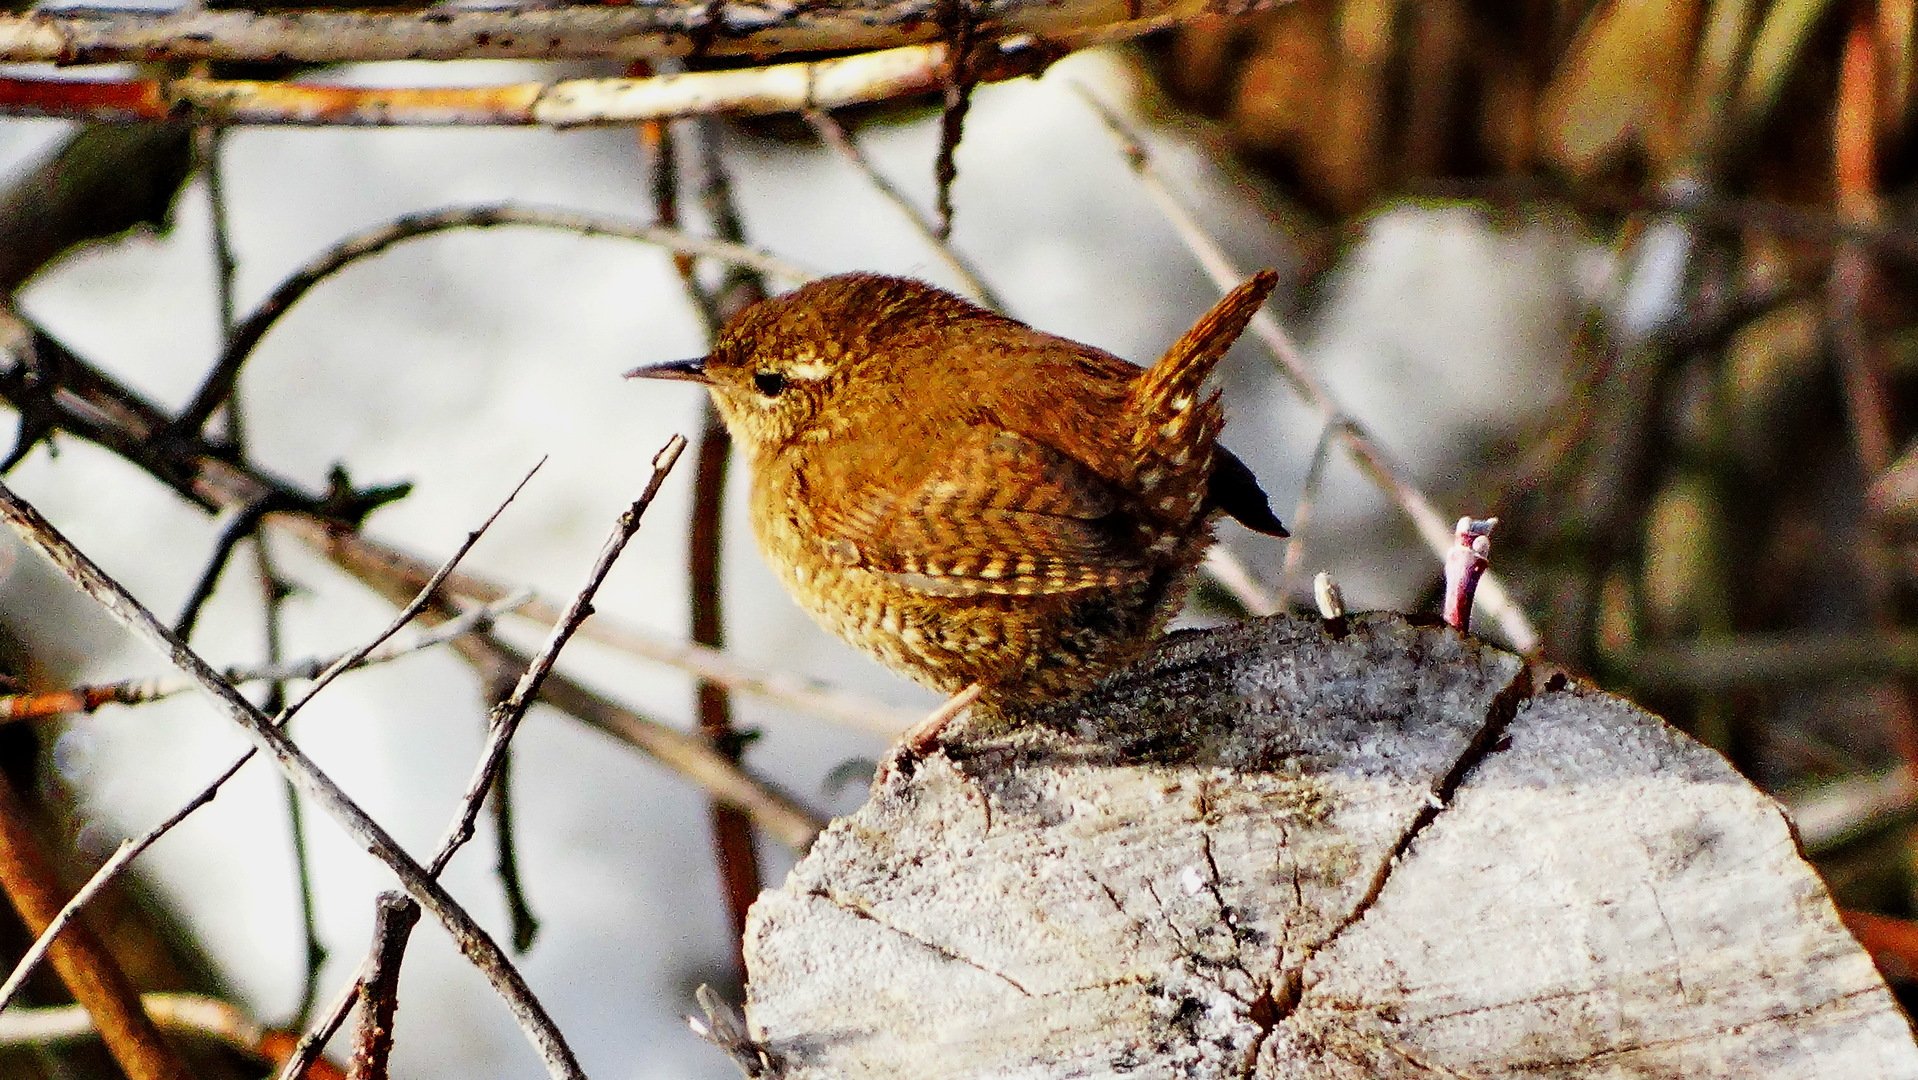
[1127, 270, 1281, 524]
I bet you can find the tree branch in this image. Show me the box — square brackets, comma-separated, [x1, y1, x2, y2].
[0, 991, 347, 1079]
[0, 769, 192, 1080]
[0, 0, 1245, 64]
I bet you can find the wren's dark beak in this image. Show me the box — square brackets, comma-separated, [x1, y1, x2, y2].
[624, 356, 711, 384]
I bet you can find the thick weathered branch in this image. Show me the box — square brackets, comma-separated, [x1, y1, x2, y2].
[0, 43, 1018, 127]
[0, 0, 1247, 64]
[0, 769, 191, 1080]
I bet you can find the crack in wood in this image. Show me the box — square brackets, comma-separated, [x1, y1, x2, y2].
[1268, 659, 1538, 1023]
[1238, 972, 1293, 1077]
[807, 886, 1033, 997]
[1139, 878, 1195, 959]
[1038, 974, 1150, 999]
[1411, 984, 1609, 1024]
[1197, 832, 1240, 939]
[1501, 986, 1885, 1073]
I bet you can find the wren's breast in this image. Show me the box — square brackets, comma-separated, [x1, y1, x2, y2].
[747, 464, 998, 694]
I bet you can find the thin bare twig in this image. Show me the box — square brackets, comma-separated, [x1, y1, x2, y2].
[451, 437, 686, 875]
[430, 560, 920, 735]
[490, 735, 540, 953]
[0, 475, 586, 1079]
[1788, 767, 1918, 853]
[932, 2, 977, 241]
[687, 120, 766, 982]
[278, 436, 689, 1080]
[196, 123, 240, 345]
[176, 203, 816, 437]
[0, 991, 347, 1079]
[172, 495, 274, 640]
[278, 515, 829, 848]
[1199, 546, 1278, 617]
[280, 736, 326, 1027]
[0, 471, 535, 1017]
[1277, 419, 1338, 608]
[0, 592, 531, 724]
[1078, 88, 1543, 654]
[0, 312, 394, 521]
[803, 109, 1003, 309]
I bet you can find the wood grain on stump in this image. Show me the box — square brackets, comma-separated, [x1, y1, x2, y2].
[743, 614, 1918, 1077]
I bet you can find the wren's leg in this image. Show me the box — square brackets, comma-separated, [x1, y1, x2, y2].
[882, 682, 984, 775]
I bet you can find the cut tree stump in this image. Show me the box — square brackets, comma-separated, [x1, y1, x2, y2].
[741, 613, 1918, 1077]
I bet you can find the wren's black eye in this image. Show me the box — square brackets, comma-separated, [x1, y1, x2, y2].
[752, 371, 787, 397]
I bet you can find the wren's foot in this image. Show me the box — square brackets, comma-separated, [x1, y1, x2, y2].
[881, 682, 984, 778]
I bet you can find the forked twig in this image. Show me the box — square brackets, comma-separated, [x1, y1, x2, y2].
[367, 571, 922, 735]
[274, 435, 688, 1080]
[450, 437, 685, 874]
[0, 476, 586, 1079]
[273, 513, 829, 848]
[0, 466, 542, 1019]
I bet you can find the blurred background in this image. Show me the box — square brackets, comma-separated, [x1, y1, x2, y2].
[2, 1, 1915, 1076]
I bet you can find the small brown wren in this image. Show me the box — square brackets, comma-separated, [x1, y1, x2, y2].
[627, 272, 1287, 708]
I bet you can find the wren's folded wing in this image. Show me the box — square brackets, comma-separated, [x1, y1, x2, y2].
[811, 429, 1153, 597]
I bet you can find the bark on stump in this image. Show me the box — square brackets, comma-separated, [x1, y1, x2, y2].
[743, 613, 1918, 1077]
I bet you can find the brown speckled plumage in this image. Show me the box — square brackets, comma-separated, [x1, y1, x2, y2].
[629, 272, 1286, 705]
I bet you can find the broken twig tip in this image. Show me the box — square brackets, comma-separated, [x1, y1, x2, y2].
[1443, 517, 1497, 633]
[655, 433, 690, 471]
[1313, 571, 1345, 620]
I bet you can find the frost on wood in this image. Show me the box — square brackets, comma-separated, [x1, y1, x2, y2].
[743, 614, 1918, 1077]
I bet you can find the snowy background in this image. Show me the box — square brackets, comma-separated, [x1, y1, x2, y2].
[0, 49, 1578, 1078]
